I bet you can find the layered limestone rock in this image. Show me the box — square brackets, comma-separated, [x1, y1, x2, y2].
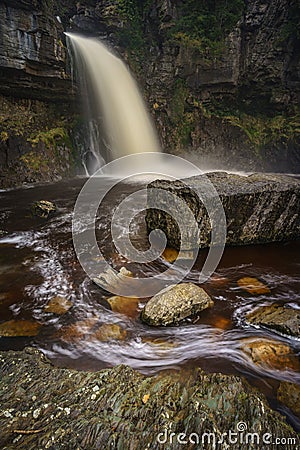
[0, 1, 79, 188]
[0, 0, 73, 101]
[146, 172, 300, 249]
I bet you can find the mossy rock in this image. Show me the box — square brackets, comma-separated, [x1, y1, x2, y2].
[0, 348, 298, 449]
[31, 200, 56, 219]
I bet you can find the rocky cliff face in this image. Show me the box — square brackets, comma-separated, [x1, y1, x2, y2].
[0, 0, 73, 100]
[68, 0, 300, 173]
[0, 0, 299, 187]
[0, 0, 79, 188]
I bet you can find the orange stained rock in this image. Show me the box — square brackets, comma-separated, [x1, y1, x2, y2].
[91, 323, 127, 342]
[242, 338, 300, 371]
[58, 317, 99, 343]
[107, 295, 140, 317]
[0, 319, 41, 337]
[162, 247, 179, 263]
[211, 316, 231, 330]
[237, 277, 270, 295]
[44, 296, 73, 315]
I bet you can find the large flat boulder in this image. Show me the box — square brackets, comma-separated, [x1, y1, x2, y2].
[146, 172, 300, 249]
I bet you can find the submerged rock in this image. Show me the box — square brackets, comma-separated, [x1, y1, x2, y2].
[237, 277, 270, 295]
[93, 266, 133, 292]
[58, 317, 99, 343]
[241, 338, 300, 371]
[161, 247, 178, 263]
[211, 315, 232, 330]
[31, 200, 56, 219]
[246, 303, 300, 338]
[91, 323, 127, 342]
[0, 348, 298, 449]
[141, 283, 214, 326]
[0, 319, 41, 337]
[44, 296, 72, 315]
[107, 295, 140, 317]
[278, 382, 300, 418]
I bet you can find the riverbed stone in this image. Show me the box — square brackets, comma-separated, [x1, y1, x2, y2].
[245, 303, 300, 338]
[146, 172, 300, 249]
[44, 296, 72, 315]
[107, 295, 140, 317]
[90, 323, 127, 342]
[141, 282, 214, 326]
[0, 319, 41, 337]
[31, 200, 56, 219]
[0, 348, 298, 449]
[161, 247, 179, 263]
[278, 382, 300, 418]
[237, 277, 270, 295]
[58, 317, 99, 343]
[241, 338, 300, 371]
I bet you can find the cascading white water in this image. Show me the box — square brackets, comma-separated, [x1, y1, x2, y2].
[66, 33, 161, 173]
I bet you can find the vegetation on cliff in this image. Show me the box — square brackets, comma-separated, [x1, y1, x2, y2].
[202, 102, 300, 150]
[114, 0, 245, 57]
[0, 96, 79, 186]
[169, 0, 244, 55]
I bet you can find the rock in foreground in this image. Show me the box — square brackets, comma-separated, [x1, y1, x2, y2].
[146, 172, 300, 249]
[246, 304, 300, 338]
[0, 348, 298, 450]
[278, 382, 300, 418]
[141, 283, 214, 326]
[241, 338, 300, 371]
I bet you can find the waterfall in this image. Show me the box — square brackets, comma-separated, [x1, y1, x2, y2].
[66, 33, 161, 174]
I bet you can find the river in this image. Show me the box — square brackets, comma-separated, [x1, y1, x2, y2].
[0, 176, 299, 429]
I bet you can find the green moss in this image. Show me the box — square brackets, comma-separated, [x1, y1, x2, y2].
[168, 80, 195, 147]
[20, 151, 49, 173]
[28, 127, 70, 149]
[115, 0, 146, 53]
[114, 0, 153, 67]
[168, 0, 244, 56]
[0, 131, 8, 142]
[218, 112, 300, 148]
[171, 32, 226, 59]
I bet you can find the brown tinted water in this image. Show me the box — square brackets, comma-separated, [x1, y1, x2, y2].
[0, 177, 299, 428]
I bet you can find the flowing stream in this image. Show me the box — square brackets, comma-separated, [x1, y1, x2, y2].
[0, 178, 299, 429]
